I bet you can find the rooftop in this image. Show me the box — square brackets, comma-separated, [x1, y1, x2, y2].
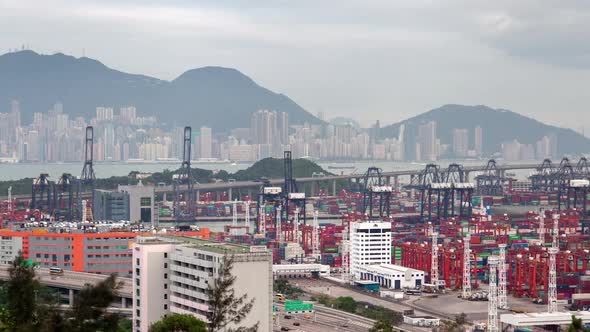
[138, 235, 260, 255]
[362, 263, 425, 274]
[501, 311, 590, 326]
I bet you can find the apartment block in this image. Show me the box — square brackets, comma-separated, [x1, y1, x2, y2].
[133, 236, 272, 332]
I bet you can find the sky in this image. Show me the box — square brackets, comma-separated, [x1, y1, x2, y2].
[1, 0, 590, 131]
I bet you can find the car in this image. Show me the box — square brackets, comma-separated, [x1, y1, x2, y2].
[280, 327, 290, 331]
[283, 315, 292, 319]
[293, 322, 300, 326]
[303, 314, 311, 319]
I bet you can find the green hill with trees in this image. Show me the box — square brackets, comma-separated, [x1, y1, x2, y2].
[0, 158, 332, 196]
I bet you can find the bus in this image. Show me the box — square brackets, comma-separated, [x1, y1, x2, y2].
[49, 267, 64, 275]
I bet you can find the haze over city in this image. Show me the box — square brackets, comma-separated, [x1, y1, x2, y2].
[2, 0, 590, 129]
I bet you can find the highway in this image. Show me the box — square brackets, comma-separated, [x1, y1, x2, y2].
[273, 302, 426, 332]
[5, 162, 540, 201]
[273, 303, 374, 332]
[154, 162, 540, 194]
[0, 264, 132, 298]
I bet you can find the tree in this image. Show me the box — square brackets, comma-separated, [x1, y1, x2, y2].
[206, 256, 258, 332]
[149, 314, 207, 332]
[273, 279, 303, 299]
[5, 254, 41, 332]
[455, 313, 467, 325]
[568, 315, 590, 332]
[369, 319, 394, 332]
[333, 296, 357, 313]
[64, 274, 123, 332]
[433, 319, 466, 332]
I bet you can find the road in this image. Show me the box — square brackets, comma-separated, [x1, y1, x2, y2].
[154, 162, 540, 194]
[273, 303, 374, 332]
[291, 279, 433, 331]
[0, 264, 132, 297]
[6, 162, 540, 201]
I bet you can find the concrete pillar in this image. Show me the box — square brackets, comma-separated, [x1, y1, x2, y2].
[464, 171, 470, 182]
[332, 180, 337, 196]
[162, 192, 167, 202]
[228, 188, 233, 201]
[121, 296, 127, 308]
[386, 176, 391, 185]
[69, 289, 74, 306]
[196, 190, 200, 202]
[247, 188, 252, 199]
[394, 176, 399, 191]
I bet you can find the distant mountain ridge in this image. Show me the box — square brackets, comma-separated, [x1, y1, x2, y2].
[379, 104, 590, 158]
[0, 50, 321, 130]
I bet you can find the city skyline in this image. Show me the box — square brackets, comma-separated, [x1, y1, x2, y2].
[0, 99, 563, 163]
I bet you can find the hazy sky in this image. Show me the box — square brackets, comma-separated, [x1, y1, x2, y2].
[1, 0, 590, 130]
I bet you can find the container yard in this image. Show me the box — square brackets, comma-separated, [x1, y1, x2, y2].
[3, 146, 590, 330]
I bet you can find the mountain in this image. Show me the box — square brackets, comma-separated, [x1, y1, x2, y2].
[379, 104, 590, 158]
[0, 50, 320, 130]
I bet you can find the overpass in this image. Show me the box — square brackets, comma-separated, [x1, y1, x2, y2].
[152, 162, 540, 197]
[0, 265, 132, 313]
[5, 162, 540, 201]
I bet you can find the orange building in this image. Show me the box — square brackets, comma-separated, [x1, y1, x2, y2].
[0, 229, 210, 276]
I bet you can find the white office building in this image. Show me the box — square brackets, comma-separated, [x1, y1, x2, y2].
[350, 221, 392, 281]
[358, 264, 425, 289]
[133, 236, 272, 332]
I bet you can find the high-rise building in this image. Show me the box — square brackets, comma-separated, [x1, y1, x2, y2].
[280, 112, 289, 144]
[26, 130, 39, 161]
[350, 221, 392, 281]
[250, 110, 278, 145]
[104, 123, 115, 160]
[96, 107, 114, 122]
[452, 128, 469, 157]
[132, 236, 272, 332]
[474, 126, 483, 155]
[502, 140, 521, 161]
[416, 121, 437, 161]
[10, 100, 20, 128]
[119, 106, 137, 124]
[536, 135, 558, 160]
[199, 126, 212, 159]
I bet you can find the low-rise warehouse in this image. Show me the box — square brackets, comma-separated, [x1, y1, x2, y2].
[358, 263, 425, 289]
[273, 263, 330, 278]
